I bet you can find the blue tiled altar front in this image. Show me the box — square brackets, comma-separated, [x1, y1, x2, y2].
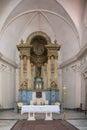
[19, 90, 59, 105]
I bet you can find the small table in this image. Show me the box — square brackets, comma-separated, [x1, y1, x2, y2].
[21, 105, 60, 120]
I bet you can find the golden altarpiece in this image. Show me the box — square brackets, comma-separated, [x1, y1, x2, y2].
[17, 31, 61, 105]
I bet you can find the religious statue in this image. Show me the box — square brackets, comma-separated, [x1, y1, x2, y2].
[35, 65, 42, 77]
[50, 81, 57, 90]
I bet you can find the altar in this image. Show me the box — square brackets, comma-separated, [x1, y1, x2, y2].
[21, 105, 60, 120]
[16, 31, 61, 105]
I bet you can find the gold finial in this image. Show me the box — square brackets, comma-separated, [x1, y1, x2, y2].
[54, 39, 57, 44]
[20, 39, 24, 44]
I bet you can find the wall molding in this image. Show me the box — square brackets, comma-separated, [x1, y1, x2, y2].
[0, 52, 18, 68]
[60, 42, 87, 68]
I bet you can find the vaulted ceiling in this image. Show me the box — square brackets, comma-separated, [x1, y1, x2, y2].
[0, 0, 86, 64]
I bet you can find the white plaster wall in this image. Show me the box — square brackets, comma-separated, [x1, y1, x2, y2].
[81, 26, 87, 47]
[75, 70, 81, 108]
[15, 68, 19, 101]
[61, 56, 87, 109]
[81, 2, 87, 47]
[0, 61, 16, 108]
[0, 71, 2, 106]
[0, 0, 22, 31]
[62, 66, 75, 108]
[62, 62, 82, 109]
[57, 0, 85, 40]
[80, 56, 87, 110]
[81, 75, 86, 110]
[84, 2, 87, 27]
[58, 69, 62, 101]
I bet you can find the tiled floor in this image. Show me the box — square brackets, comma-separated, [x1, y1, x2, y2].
[68, 120, 87, 130]
[0, 110, 87, 130]
[0, 120, 17, 130]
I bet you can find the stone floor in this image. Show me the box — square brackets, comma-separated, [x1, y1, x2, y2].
[0, 110, 87, 130]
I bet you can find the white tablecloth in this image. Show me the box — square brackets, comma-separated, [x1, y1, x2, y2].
[21, 105, 60, 114]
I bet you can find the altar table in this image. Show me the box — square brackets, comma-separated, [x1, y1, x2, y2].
[21, 105, 60, 120]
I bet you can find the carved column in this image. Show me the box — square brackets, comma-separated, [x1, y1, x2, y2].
[33, 65, 35, 89]
[41, 64, 44, 78]
[44, 63, 47, 89]
[33, 65, 35, 76]
[54, 56, 58, 86]
[27, 56, 31, 90]
[47, 56, 51, 89]
[20, 56, 24, 89]
[42, 64, 45, 89]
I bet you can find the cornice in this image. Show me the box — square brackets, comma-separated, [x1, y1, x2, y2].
[81, 61, 87, 73]
[60, 43, 87, 68]
[59, 56, 77, 68]
[0, 52, 18, 68]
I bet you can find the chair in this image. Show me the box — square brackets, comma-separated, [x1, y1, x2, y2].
[17, 102, 23, 113]
[55, 102, 60, 106]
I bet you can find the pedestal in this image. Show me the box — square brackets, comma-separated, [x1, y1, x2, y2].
[28, 112, 35, 120]
[45, 112, 52, 120]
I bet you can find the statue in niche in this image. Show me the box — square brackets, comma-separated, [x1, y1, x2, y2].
[36, 65, 42, 77]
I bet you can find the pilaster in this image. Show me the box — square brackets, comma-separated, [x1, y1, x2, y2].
[20, 55, 24, 89]
[47, 56, 51, 89]
[54, 56, 58, 87]
[27, 56, 31, 90]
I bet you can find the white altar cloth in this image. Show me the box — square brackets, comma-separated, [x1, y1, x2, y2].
[21, 105, 60, 120]
[21, 105, 60, 114]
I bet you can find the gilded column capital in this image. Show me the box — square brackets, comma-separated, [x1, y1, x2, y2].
[48, 56, 51, 60]
[26, 56, 30, 60]
[54, 56, 58, 60]
[20, 55, 24, 59]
